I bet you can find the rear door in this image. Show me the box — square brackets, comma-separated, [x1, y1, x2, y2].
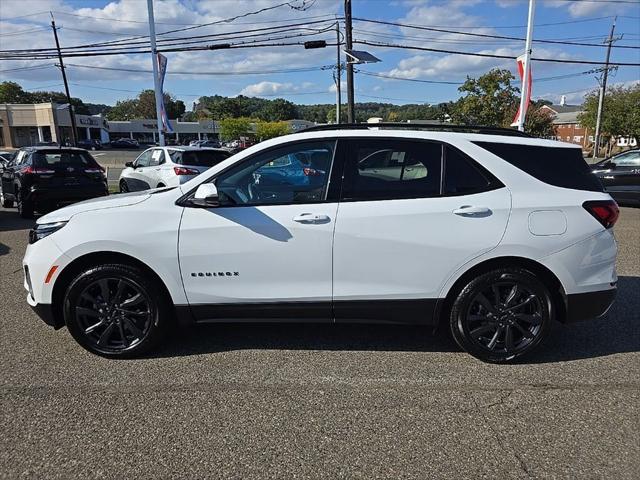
[332, 138, 511, 324]
[606, 150, 640, 201]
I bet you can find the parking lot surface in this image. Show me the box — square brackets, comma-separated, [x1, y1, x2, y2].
[1, 206, 638, 479]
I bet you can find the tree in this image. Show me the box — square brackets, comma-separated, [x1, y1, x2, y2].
[578, 83, 640, 144]
[106, 99, 138, 121]
[219, 117, 253, 140]
[255, 121, 291, 141]
[525, 101, 557, 138]
[135, 89, 185, 119]
[449, 69, 519, 127]
[256, 98, 298, 121]
[0, 81, 30, 103]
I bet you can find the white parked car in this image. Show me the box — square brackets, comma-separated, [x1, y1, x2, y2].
[118, 146, 230, 192]
[23, 125, 618, 362]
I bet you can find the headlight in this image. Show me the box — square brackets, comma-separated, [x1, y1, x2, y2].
[28, 221, 67, 244]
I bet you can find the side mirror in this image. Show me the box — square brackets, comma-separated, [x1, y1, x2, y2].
[605, 161, 616, 169]
[125, 161, 134, 168]
[191, 183, 219, 208]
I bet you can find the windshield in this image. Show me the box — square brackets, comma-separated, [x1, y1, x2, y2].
[170, 150, 230, 167]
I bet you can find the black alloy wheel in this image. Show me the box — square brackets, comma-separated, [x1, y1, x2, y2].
[64, 264, 169, 357]
[449, 268, 553, 363]
[16, 188, 34, 218]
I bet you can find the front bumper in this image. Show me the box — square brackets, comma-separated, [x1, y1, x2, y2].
[564, 287, 617, 323]
[27, 296, 63, 329]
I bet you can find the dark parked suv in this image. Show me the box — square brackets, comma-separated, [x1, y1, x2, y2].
[0, 147, 108, 218]
[591, 149, 640, 205]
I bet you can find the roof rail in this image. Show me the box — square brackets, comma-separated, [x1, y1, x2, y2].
[301, 122, 530, 137]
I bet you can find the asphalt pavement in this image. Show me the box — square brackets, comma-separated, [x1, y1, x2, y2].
[0, 206, 638, 479]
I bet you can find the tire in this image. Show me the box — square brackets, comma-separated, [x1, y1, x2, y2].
[16, 189, 34, 218]
[119, 179, 129, 193]
[63, 263, 171, 358]
[1, 193, 13, 208]
[449, 268, 553, 363]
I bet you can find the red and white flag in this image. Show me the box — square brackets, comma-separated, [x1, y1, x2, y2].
[511, 54, 532, 127]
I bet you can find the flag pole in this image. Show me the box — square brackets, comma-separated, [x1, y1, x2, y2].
[147, 0, 165, 146]
[517, 0, 535, 132]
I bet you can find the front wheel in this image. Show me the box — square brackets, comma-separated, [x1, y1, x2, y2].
[449, 268, 553, 363]
[16, 189, 34, 218]
[63, 264, 170, 357]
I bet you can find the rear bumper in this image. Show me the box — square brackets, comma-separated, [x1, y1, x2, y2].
[563, 287, 617, 323]
[26, 185, 108, 204]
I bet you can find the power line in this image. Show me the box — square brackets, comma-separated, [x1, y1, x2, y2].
[0, 64, 56, 73]
[355, 70, 462, 85]
[358, 93, 430, 103]
[354, 39, 640, 66]
[353, 17, 640, 49]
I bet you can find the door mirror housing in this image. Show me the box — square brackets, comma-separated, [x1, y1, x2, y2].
[191, 183, 219, 207]
[125, 161, 134, 168]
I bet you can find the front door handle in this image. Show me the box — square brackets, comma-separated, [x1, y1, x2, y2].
[293, 213, 331, 224]
[453, 205, 491, 216]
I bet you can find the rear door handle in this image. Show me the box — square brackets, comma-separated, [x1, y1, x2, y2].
[453, 205, 491, 216]
[293, 213, 331, 224]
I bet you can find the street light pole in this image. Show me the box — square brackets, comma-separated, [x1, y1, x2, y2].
[50, 13, 77, 147]
[593, 17, 617, 159]
[516, 0, 535, 132]
[344, 0, 355, 123]
[335, 21, 342, 124]
[146, 0, 165, 147]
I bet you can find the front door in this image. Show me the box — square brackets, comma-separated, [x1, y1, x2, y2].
[603, 150, 640, 202]
[332, 138, 511, 324]
[127, 149, 153, 190]
[178, 140, 338, 322]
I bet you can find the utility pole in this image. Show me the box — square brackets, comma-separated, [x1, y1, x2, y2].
[335, 21, 342, 124]
[147, 0, 165, 147]
[50, 13, 77, 147]
[593, 17, 617, 159]
[344, 0, 355, 123]
[516, 0, 535, 132]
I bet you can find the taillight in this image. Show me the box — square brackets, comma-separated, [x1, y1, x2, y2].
[84, 165, 105, 173]
[174, 166, 200, 175]
[303, 167, 323, 176]
[21, 166, 55, 174]
[583, 200, 619, 229]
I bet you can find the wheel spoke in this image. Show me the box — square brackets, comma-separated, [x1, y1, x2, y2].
[122, 317, 143, 338]
[487, 326, 503, 350]
[119, 308, 149, 317]
[514, 313, 542, 325]
[76, 307, 99, 318]
[471, 324, 495, 338]
[512, 321, 535, 339]
[97, 279, 111, 303]
[475, 293, 497, 314]
[469, 314, 491, 322]
[504, 284, 520, 306]
[85, 319, 106, 334]
[491, 284, 501, 303]
[504, 325, 515, 352]
[120, 293, 143, 308]
[113, 280, 126, 304]
[80, 293, 98, 305]
[504, 294, 536, 312]
[97, 323, 116, 346]
[117, 321, 129, 347]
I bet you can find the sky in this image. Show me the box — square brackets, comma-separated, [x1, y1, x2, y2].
[0, 0, 639, 110]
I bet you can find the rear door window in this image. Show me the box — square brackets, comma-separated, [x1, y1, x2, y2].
[444, 146, 500, 195]
[474, 141, 604, 192]
[341, 139, 442, 201]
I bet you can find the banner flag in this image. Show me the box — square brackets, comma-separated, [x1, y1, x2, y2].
[511, 54, 532, 127]
[156, 53, 174, 134]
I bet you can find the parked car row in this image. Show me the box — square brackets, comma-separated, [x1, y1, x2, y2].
[590, 148, 640, 206]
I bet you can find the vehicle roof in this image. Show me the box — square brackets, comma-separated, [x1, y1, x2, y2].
[273, 128, 581, 149]
[165, 146, 228, 152]
[20, 146, 89, 152]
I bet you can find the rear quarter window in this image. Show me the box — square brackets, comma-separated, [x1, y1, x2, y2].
[474, 141, 604, 192]
[171, 150, 230, 167]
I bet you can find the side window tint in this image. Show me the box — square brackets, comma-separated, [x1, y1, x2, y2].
[613, 152, 640, 167]
[215, 141, 334, 206]
[342, 140, 441, 201]
[444, 146, 493, 195]
[135, 150, 152, 167]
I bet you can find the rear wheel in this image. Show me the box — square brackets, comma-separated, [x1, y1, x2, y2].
[63, 264, 170, 358]
[449, 268, 553, 363]
[16, 189, 34, 218]
[119, 179, 129, 193]
[1, 193, 13, 208]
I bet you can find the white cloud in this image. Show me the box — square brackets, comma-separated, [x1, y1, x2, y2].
[543, 0, 631, 18]
[239, 80, 315, 96]
[329, 80, 347, 93]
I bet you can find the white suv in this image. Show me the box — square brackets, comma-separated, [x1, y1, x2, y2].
[118, 146, 230, 191]
[23, 126, 619, 362]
